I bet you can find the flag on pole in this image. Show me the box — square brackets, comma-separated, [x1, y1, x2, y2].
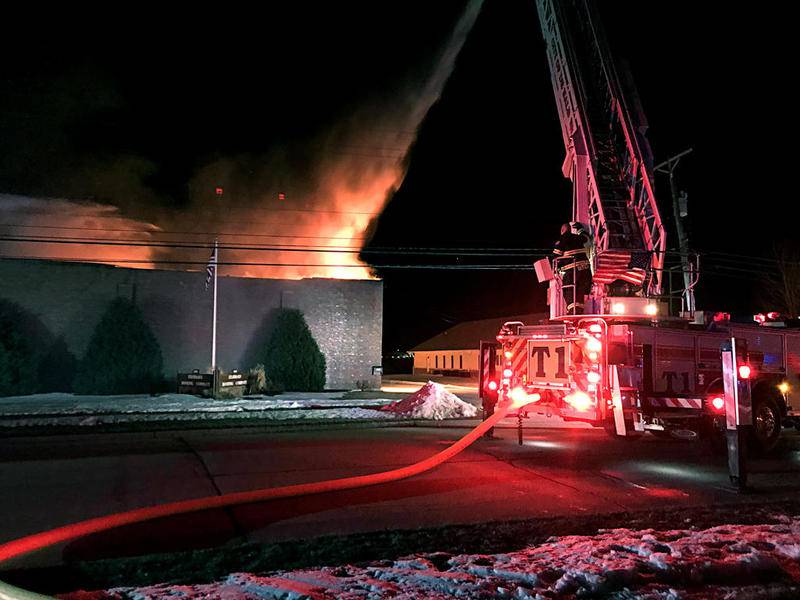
[593, 249, 649, 286]
[205, 243, 217, 291]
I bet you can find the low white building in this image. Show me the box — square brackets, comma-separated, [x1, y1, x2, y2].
[411, 313, 544, 376]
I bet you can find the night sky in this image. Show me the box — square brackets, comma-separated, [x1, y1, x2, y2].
[0, 2, 793, 354]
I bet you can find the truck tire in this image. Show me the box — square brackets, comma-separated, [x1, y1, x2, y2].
[751, 393, 782, 454]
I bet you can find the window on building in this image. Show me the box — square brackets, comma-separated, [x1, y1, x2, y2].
[460, 355, 463, 369]
[435, 355, 438, 368]
[450, 355, 454, 369]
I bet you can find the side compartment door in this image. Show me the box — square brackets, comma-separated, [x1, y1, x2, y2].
[697, 332, 728, 392]
[785, 334, 800, 410]
[653, 331, 697, 396]
[731, 327, 784, 376]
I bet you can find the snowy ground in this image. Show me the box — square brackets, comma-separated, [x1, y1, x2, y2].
[71, 518, 800, 599]
[0, 383, 477, 427]
[0, 392, 397, 426]
[0, 383, 590, 429]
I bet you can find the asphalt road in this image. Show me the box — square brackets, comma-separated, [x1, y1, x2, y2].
[2, 422, 800, 570]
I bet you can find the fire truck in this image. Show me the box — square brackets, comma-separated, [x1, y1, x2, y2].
[479, 0, 800, 452]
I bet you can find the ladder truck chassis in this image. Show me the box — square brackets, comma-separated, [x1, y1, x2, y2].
[479, 0, 798, 455]
[481, 313, 799, 454]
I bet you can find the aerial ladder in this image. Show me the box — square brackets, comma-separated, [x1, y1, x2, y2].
[486, 0, 708, 439]
[481, 1, 781, 474]
[535, 0, 670, 319]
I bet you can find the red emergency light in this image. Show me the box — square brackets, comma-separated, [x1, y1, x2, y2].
[510, 387, 527, 405]
[738, 365, 751, 379]
[711, 396, 725, 411]
[585, 337, 602, 353]
[565, 391, 592, 412]
[488, 380, 498, 391]
[754, 311, 782, 326]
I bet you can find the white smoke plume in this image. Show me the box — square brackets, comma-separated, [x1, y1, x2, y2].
[0, 0, 484, 280]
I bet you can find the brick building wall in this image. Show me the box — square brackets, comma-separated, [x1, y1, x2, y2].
[0, 259, 383, 390]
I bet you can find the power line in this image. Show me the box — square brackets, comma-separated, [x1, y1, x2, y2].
[0, 221, 550, 248]
[694, 270, 772, 283]
[667, 248, 796, 267]
[0, 255, 536, 270]
[0, 256, 774, 281]
[697, 253, 778, 265]
[0, 233, 784, 268]
[1, 221, 791, 273]
[0, 254, 776, 280]
[703, 253, 800, 268]
[0, 235, 551, 256]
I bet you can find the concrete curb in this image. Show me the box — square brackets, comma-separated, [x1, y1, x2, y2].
[0, 416, 598, 438]
[0, 416, 487, 438]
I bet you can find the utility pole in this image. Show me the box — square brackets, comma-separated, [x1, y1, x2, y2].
[211, 186, 224, 392]
[655, 148, 694, 314]
[211, 238, 219, 372]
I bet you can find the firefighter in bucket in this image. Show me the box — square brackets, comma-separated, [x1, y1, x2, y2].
[553, 222, 592, 314]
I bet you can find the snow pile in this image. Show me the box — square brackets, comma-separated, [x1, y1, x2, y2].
[380, 381, 477, 420]
[84, 518, 800, 599]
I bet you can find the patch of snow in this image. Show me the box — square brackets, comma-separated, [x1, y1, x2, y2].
[95, 518, 800, 599]
[1, 388, 596, 429]
[0, 392, 402, 426]
[380, 381, 477, 420]
[775, 544, 800, 559]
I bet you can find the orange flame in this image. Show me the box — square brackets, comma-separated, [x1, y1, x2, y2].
[0, 0, 483, 281]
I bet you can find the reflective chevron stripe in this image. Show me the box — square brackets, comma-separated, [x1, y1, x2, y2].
[648, 397, 703, 409]
[505, 338, 528, 380]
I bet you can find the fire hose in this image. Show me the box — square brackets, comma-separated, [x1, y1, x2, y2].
[0, 399, 520, 600]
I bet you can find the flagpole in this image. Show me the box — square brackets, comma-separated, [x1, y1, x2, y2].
[211, 238, 219, 372]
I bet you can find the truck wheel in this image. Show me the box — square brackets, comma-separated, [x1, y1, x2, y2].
[751, 395, 782, 454]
